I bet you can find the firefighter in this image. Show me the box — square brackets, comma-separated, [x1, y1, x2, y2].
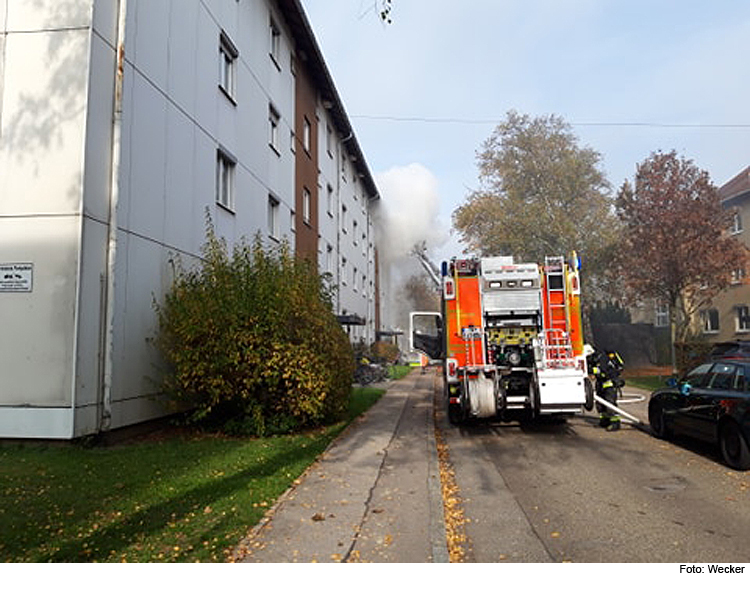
[585, 346, 625, 431]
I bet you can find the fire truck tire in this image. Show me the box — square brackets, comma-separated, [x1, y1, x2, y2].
[584, 377, 594, 411]
[448, 402, 464, 425]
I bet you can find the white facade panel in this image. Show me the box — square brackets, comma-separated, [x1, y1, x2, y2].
[75, 217, 108, 408]
[192, 6, 220, 142]
[0, 408, 74, 439]
[164, 104, 199, 254]
[125, 72, 168, 239]
[0, 216, 80, 406]
[0, 28, 89, 216]
[82, 29, 116, 222]
[111, 234, 169, 402]
[132, 0, 170, 92]
[165, 0, 199, 116]
[92, 0, 118, 47]
[4, 0, 91, 31]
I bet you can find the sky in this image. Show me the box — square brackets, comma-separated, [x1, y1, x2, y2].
[301, 1, 750, 327]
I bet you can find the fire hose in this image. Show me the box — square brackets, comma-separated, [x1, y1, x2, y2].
[593, 392, 644, 426]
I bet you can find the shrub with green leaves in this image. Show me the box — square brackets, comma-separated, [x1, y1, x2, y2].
[154, 221, 354, 436]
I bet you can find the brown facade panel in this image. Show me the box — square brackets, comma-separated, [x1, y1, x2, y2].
[294, 61, 319, 263]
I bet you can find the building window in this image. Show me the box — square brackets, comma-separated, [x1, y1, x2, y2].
[302, 187, 311, 225]
[655, 301, 669, 328]
[269, 104, 280, 153]
[268, 196, 280, 239]
[216, 149, 235, 211]
[326, 244, 334, 275]
[269, 18, 281, 68]
[327, 184, 334, 216]
[731, 267, 746, 285]
[731, 210, 743, 235]
[341, 257, 347, 285]
[326, 125, 333, 157]
[702, 308, 719, 334]
[219, 32, 238, 101]
[341, 204, 348, 233]
[302, 117, 311, 153]
[737, 306, 750, 333]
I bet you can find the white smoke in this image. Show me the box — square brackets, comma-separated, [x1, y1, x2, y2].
[373, 163, 449, 342]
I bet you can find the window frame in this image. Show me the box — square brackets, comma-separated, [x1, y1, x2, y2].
[219, 31, 238, 103]
[701, 308, 720, 334]
[302, 117, 311, 153]
[737, 305, 750, 333]
[269, 17, 281, 69]
[268, 104, 281, 154]
[655, 301, 669, 328]
[268, 195, 280, 240]
[302, 187, 311, 226]
[216, 148, 236, 212]
[731, 210, 743, 235]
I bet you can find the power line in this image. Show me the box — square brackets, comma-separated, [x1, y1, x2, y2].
[350, 114, 750, 129]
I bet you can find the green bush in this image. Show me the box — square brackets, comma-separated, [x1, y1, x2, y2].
[154, 220, 354, 436]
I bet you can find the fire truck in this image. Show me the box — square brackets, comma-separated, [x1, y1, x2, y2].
[410, 254, 594, 424]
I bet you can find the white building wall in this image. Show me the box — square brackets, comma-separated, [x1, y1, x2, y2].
[0, 0, 94, 437]
[315, 106, 379, 345]
[102, 0, 297, 433]
[0, 0, 380, 438]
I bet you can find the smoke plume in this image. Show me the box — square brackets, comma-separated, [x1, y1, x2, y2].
[373, 163, 449, 342]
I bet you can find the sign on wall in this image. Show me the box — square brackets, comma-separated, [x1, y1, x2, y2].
[0, 263, 33, 293]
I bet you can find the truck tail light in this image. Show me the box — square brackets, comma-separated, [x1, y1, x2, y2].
[444, 278, 455, 300]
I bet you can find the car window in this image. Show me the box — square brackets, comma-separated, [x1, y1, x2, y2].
[685, 363, 712, 386]
[706, 363, 737, 390]
[734, 366, 747, 392]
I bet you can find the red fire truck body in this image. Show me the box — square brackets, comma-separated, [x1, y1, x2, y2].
[411, 254, 593, 424]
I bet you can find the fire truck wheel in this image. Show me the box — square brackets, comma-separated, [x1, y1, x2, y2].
[584, 378, 594, 411]
[448, 403, 464, 425]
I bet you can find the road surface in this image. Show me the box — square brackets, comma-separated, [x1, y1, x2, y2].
[439, 380, 750, 562]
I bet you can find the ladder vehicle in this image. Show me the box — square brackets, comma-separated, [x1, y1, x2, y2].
[410, 254, 594, 424]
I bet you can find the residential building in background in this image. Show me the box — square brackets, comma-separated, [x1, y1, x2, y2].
[701, 166, 750, 342]
[0, 0, 380, 439]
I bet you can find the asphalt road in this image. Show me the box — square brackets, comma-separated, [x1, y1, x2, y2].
[440, 384, 750, 563]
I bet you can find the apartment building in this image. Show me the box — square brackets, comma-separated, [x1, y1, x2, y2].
[699, 166, 750, 342]
[0, 0, 381, 438]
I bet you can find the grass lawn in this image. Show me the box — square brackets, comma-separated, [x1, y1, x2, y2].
[625, 375, 671, 392]
[387, 364, 412, 380]
[0, 386, 389, 563]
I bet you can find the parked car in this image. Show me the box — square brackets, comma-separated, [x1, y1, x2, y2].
[648, 360, 750, 470]
[710, 340, 750, 360]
